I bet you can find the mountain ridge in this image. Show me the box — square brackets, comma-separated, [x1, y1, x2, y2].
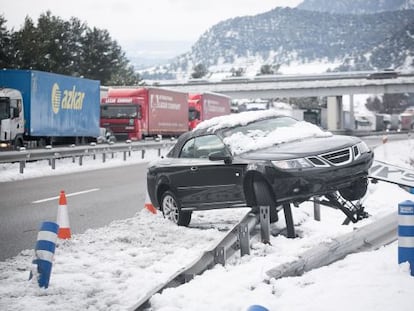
[140, 5, 414, 80]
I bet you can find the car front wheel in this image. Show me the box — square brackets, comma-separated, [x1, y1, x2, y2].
[339, 177, 368, 201]
[161, 191, 192, 226]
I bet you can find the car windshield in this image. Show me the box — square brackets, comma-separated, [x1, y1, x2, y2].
[220, 116, 331, 155]
[101, 105, 139, 119]
[221, 116, 297, 137]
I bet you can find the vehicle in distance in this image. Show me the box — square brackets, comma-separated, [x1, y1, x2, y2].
[100, 87, 188, 141]
[0, 69, 100, 149]
[147, 110, 374, 226]
[188, 92, 231, 130]
[366, 69, 399, 79]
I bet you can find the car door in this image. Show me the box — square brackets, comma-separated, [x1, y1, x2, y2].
[174, 134, 245, 209]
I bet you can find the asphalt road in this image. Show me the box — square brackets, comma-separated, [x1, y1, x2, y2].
[0, 163, 147, 261]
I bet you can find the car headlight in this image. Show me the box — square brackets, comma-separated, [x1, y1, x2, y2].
[356, 141, 370, 154]
[353, 141, 370, 159]
[271, 158, 314, 170]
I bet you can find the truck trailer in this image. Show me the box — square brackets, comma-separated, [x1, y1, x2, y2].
[188, 92, 231, 130]
[0, 69, 100, 149]
[100, 87, 188, 141]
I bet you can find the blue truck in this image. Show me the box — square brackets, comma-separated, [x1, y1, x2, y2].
[0, 69, 101, 149]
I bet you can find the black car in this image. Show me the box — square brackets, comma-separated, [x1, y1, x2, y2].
[147, 110, 374, 226]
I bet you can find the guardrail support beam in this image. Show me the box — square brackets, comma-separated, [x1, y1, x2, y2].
[314, 197, 321, 221]
[214, 246, 226, 266]
[19, 161, 25, 174]
[283, 203, 296, 238]
[260, 205, 270, 244]
[239, 223, 250, 256]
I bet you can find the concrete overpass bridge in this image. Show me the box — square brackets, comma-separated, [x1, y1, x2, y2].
[156, 71, 414, 131]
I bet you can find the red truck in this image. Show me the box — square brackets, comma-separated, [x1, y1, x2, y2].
[188, 92, 231, 130]
[100, 88, 188, 141]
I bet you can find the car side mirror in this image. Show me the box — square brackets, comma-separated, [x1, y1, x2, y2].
[208, 152, 232, 164]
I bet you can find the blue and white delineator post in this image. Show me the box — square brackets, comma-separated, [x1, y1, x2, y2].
[398, 200, 414, 276]
[29, 221, 59, 288]
[247, 305, 269, 311]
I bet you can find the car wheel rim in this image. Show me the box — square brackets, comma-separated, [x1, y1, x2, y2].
[163, 195, 179, 223]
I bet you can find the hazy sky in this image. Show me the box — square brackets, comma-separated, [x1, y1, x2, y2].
[2, 0, 303, 49]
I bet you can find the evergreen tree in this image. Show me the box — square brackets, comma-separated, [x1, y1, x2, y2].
[11, 16, 41, 69]
[3, 11, 141, 85]
[191, 63, 207, 79]
[0, 15, 13, 68]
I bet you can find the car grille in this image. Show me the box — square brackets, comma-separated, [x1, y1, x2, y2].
[320, 147, 352, 165]
[307, 147, 353, 167]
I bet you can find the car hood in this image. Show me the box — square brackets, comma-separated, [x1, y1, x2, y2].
[239, 135, 361, 161]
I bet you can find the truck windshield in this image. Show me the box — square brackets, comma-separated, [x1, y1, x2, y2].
[101, 105, 140, 119]
[0, 97, 11, 120]
[189, 107, 200, 121]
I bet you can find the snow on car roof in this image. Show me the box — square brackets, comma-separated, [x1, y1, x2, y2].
[195, 110, 332, 155]
[195, 109, 282, 132]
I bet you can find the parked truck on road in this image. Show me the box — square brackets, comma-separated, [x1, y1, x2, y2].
[188, 92, 231, 130]
[100, 87, 188, 141]
[0, 69, 101, 149]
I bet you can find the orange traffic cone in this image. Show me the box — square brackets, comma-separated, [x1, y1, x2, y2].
[144, 189, 157, 214]
[57, 190, 71, 239]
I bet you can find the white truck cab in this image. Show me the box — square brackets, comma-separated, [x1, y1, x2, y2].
[0, 88, 25, 148]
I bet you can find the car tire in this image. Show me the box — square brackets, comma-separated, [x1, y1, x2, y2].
[253, 181, 279, 223]
[339, 177, 368, 201]
[161, 191, 192, 226]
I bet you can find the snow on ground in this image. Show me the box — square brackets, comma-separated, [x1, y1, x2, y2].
[0, 139, 414, 311]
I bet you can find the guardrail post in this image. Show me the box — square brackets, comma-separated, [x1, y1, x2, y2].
[111, 152, 114, 159]
[72, 156, 75, 163]
[259, 205, 270, 244]
[51, 158, 56, 170]
[313, 197, 321, 221]
[123, 151, 127, 161]
[79, 156, 83, 166]
[19, 160, 25, 174]
[283, 203, 296, 238]
[102, 153, 106, 163]
[158, 148, 161, 157]
[238, 223, 250, 256]
[214, 246, 226, 265]
[398, 200, 414, 276]
[141, 150, 145, 159]
[93, 153, 96, 160]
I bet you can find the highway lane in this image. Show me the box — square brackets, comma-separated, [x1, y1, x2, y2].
[0, 163, 148, 261]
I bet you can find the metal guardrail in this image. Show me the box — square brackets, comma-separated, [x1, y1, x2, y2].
[0, 140, 176, 173]
[131, 205, 397, 310]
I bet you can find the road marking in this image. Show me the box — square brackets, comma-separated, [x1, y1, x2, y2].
[32, 188, 100, 204]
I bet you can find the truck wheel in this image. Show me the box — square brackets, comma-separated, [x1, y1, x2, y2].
[14, 136, 24, 150]
[161, 191, 192, 226]
[38, 138, 47, 148]
[339, 177, 368, 201]
[253, 180, 279, 223]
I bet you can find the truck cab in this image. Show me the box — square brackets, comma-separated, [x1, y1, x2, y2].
[0, 88, 25, 149]
[188, 93, 231, 130]
[100, 95, 143, 141]
[188, 98, 201, 130]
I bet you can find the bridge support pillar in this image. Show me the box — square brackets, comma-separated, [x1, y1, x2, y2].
[327, 96, 344, 131]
